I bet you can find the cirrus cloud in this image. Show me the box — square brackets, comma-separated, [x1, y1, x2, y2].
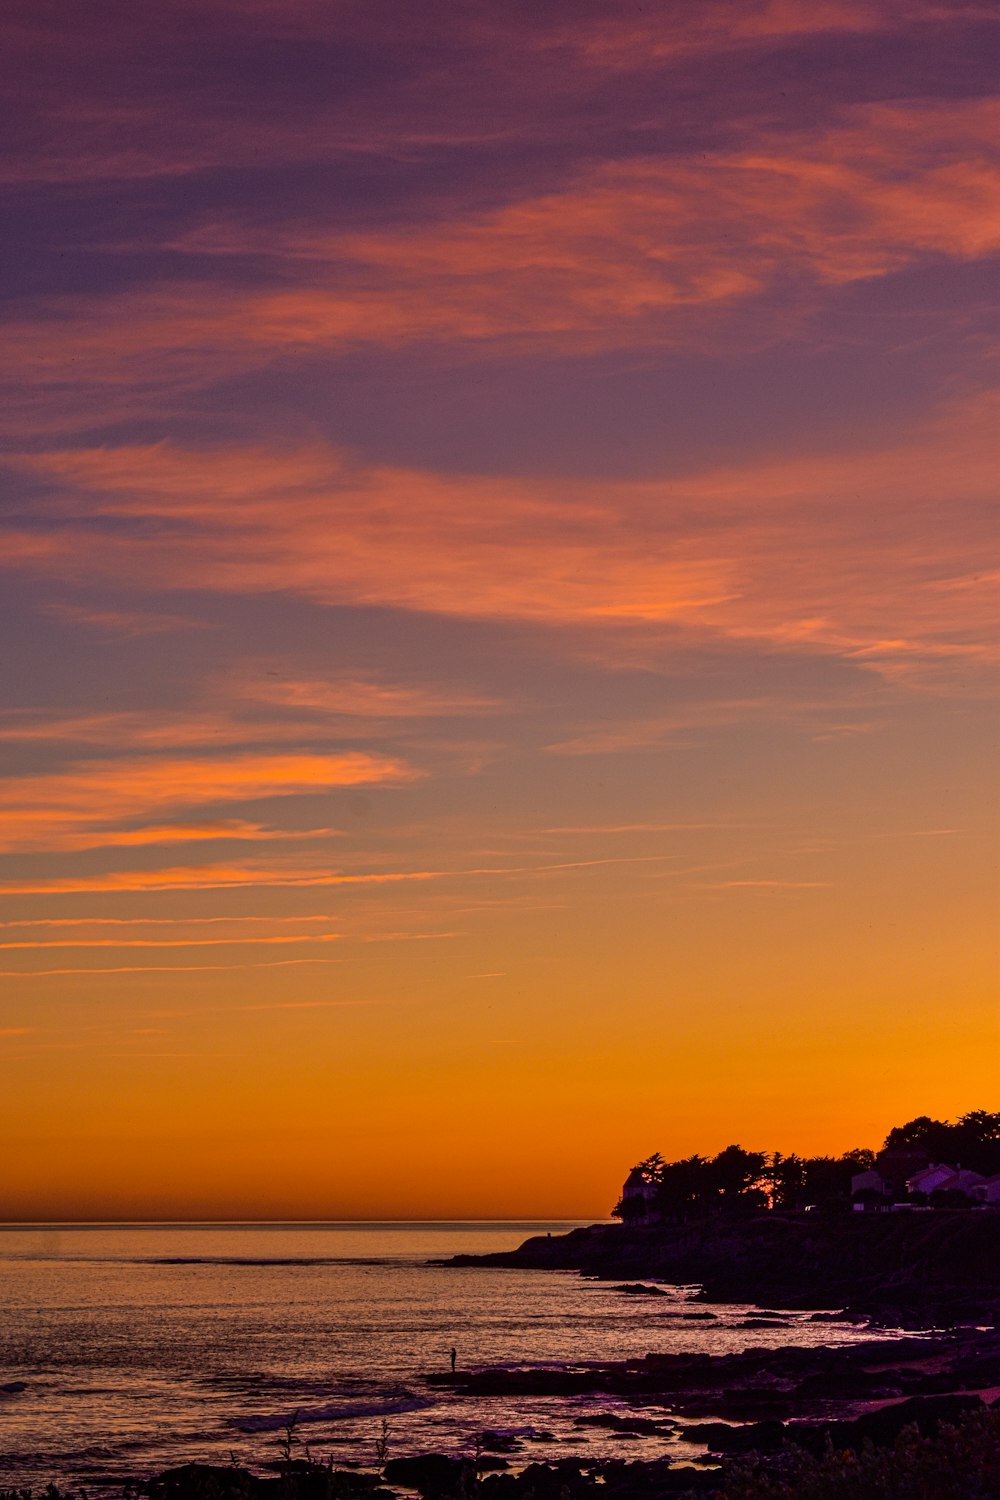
[6, 384, 997, 684]
[0, 750, 418, 853]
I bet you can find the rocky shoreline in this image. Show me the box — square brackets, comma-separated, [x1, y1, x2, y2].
[441, 1209, 1000, 1327]
[12, 1214, 1000, 1498]
[22, 1319, 1000, 1499]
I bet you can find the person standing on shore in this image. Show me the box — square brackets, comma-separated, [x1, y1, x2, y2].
[450, 1347, 457, 1373]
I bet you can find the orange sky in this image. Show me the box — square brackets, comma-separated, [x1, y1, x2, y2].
[1, 0, 997, 1220]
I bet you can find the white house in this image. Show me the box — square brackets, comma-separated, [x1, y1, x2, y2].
[907, 1164, 985, 1198]
[907, 1163, 960, 1196]
[948, 1169, 985, 1194]
[619, 1166, 660, 1223]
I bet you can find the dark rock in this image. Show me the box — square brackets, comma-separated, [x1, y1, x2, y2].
[677, 1421, 729, 1445]
[847, 1392, 984, 1446]
[478, 1477, 522, 1500]
[615, 1283, 668, 1296]
[382, 1455, 474, 1496]
[599, 1456, 718, 1495]
[574, 1413, 672, 1435]
[950, 1352, 1000, 1387]
[714, 1390, 794, 1420]
[442, 1212, 1000, 1325]
[679, 1420, 786, 1455]
[142, 1464, 263, 1498]
[478, 1432, 522, 1452]
[794, 1368, 899, 1398]
[784, 1392, 987, 1457]
[508, 1461, 594, 1499]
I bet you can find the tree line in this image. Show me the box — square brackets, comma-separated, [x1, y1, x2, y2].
[613, 1109, 1000, 1221]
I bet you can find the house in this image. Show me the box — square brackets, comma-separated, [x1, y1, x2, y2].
[618, 1166, 661, 1224]
[970, 1174, 1000, 1205]
[851, 1148, 932, 1205]
[946, 1168, 985, 1195]
[851, 1168, 892, 1201]
[907, 1163, 961, 1196]
[907, 1164, 985, 1198]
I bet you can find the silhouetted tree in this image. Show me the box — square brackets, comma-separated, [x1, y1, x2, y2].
[707, 1145, 768, 1210]
[799, 1150, 872, 1206]
[633, 1152, 665, 1182]
[610, 1110, 997, 1222]
[654, 1154, 710, 1221]
[612, 1152, 666, 1219]
[883, 1110, 1000, 1174]
[767, 1152, 806, 1210]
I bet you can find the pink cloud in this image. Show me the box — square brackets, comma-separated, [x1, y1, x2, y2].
[6, 383, 996, 686]
[0, 750, 418, 853]
[235, 673, 501, 718]
[0, 932, 342, 950]
[0, 851, 675, 897]
[0, 958, 346, 977]
[1, 98, 995, 426]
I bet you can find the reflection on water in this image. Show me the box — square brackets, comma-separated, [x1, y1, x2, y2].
[0, 1223, 890, 1492]
[34, 1228, 65, 1259]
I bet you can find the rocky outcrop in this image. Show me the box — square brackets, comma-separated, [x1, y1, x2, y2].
[424, 1328, 1000, 1415]
[441, 1211, 1000, 1324]
[121, 1392, 1000, 1498]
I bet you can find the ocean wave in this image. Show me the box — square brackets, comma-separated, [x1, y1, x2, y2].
[230, 1393, 433, 1432]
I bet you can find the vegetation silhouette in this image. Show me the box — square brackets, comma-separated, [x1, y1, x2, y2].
[614, 1110, 1000, 1221]
[8, 1406, 1000, 1499]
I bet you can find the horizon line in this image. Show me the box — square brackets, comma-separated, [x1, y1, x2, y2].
[0, 1216, 604, 1229]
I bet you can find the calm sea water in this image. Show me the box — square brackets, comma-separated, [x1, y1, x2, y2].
[0, 1223, 893, 1491]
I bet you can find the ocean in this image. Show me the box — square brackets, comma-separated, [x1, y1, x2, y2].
[0, 1222, 892, 1491]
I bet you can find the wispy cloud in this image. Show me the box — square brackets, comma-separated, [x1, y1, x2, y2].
[0, 677, 500, 773]
[229, 998, 373, 1012]
[2, 98, 995, 415]
[2, 2, 962, 196]
[0, 750, 417, 853]
[0, 912, 343, 929]
[704, 879, 834, 889]
[3, 394, 994, 691]
[541, 821, 749, 834]
[236, 673, 501, 719]
[0, 957, 347, 977]
[0, 851, 679, 897]
[44, 602, 209, 635]
[0, 932, 343, 950]
[0, 820, 337, 854]
[7, 377, 997, 687]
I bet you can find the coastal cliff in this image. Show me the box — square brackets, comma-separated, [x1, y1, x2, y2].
[444, 1211, 1000, 1324]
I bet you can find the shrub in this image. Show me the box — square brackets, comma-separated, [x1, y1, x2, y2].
[714, 1407, 1000, 1499]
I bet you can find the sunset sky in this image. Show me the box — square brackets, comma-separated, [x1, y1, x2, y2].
[2, 0, 998, 1221]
